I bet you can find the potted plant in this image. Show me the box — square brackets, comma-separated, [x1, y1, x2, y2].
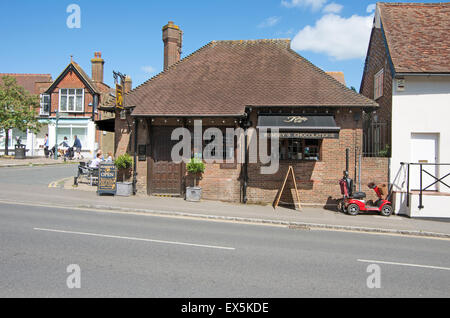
[115, 153, 133, 196]
[185, 157, 205, 202]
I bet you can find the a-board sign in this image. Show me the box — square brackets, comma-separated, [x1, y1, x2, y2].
[98, 163, 117, 195]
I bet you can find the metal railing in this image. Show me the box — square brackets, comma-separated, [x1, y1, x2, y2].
[401, 162, 450, 209]
[363, 117, 389, 157]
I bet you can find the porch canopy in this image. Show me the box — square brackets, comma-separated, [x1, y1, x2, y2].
[257, 114, 340, 139]
[95, 118, 115, 132]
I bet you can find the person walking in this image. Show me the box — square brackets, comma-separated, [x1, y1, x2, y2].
[73, 135, 83, 159]
[43, 134, 49, 158]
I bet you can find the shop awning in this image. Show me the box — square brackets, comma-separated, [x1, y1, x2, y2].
[95, 118, 115, 132]
[257, 115, 340, 139]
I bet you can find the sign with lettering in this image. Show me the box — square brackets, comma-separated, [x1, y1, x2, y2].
[283, 116, 308, 124]
[116, 84, 123, 109]
[98, 163, 117, 195]
[262, 132, 339, 139]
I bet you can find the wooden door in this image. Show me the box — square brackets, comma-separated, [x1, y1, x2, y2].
[149, 127, 182, 195]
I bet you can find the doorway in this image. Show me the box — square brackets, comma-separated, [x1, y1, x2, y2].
[148, 127, 182, 195]
[410, 133, 439, 191]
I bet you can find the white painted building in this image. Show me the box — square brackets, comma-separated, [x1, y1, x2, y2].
[360, 3, 450, 218]
[391, 75, 450, 218]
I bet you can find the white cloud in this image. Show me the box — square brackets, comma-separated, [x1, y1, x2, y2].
[322, 2, 343, 14]
[141, 66, 156, 74]
[366, 3, 376, 13]
[291, 13, 374, 60]
[281, 0, 328, 12]
[258, 16, 281, 28]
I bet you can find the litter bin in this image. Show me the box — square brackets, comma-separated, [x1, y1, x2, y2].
[14, 144, 26, 159]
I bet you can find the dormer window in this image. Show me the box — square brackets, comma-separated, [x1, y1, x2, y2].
[374, 69, 384, 100]
[59, 88, 84, 112]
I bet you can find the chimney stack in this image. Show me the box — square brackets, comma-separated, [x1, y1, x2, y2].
[124, 76, 132, 94]
[162, 21, 182, 70]
[91, 52, 104, 83]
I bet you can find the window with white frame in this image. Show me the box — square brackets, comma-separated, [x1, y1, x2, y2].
[40, 94, 50, 115]
[56, 125, 87, 148]
[374, 69, 384, 100]
[59, 89, 84, 112]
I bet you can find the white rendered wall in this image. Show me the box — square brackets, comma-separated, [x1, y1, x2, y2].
[390, 75, 450, 217]
[390, 75, 450, 193]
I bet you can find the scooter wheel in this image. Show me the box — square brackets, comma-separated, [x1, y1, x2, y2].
[337, 199, 344, 212]
[347, 203, 360, 216]
[381, 204, 393, 217]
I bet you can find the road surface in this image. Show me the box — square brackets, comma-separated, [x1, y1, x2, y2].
[0, 201, 449, 297]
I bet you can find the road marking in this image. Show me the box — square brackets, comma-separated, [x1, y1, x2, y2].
[357, 259, 450, 271]
[33, 227, 235, 251]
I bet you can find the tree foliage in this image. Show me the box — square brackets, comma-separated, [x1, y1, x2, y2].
[0, 75, 42, 154]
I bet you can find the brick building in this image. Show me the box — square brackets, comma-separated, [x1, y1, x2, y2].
[41, 53, 114, 158]
[115, 21, 387, 206]
[360, 3, 450, 217]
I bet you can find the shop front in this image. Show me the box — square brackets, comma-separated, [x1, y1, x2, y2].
[116, 35, 382, 206]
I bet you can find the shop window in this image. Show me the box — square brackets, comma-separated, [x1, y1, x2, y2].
[56, 126, 87, 148]
[279, 139, 321, 161]
[0, 129, 28, 149]
[195, 128, 235, 161]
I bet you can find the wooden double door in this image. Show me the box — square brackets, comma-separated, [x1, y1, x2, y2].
[148, 127, 184, 195]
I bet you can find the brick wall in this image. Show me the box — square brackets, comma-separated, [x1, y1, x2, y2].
[114, 111, 388, 206]
[360, 27, 393, 142]
[49, 70, 95, 119]
[246, 110, 366, 206]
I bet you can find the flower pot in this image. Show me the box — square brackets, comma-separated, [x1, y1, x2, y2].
[117, 167, 132, 182]
[116, 182, 133, 196]
[185, 186, 202, 202]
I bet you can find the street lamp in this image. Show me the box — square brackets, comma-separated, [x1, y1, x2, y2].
[54, 110, 60, 160]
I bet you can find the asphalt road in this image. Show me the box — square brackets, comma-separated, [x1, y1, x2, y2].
[0, 201, 449, 297]
[0, 164, 77, 186]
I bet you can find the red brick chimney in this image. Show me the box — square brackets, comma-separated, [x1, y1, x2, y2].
[162, 21, 182, 70]
[124, 75, 132, 93]
[91, 52, 104, 83]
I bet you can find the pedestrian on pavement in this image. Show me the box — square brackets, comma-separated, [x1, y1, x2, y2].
[43, 134, 49, 158]
[73, 135, 82, 159]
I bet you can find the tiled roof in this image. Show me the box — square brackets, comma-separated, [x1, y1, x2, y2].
[129, 39, 378, 117]
[45, 61, 100, 95]
[0, 73, 52, 94]
[378, 2, 450, 73]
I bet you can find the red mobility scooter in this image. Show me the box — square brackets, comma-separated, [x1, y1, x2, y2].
[339, 171, 393, 216]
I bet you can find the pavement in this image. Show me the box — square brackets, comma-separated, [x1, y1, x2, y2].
[0, 156, 79, 168]
[0, 164, 449, 239]
[1, 164, 449, 297]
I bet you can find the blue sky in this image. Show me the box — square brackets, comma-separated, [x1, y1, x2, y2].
[0, 0, 438, 91]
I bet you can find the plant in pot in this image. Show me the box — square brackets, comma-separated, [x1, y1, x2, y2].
[115, 153, 133, 196]
[185, 157, 205, 202]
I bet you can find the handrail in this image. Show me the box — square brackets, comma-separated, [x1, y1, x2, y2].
[400, 162, 450, 210]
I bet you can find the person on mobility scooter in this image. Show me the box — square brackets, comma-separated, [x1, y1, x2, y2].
[338, 171, 393, 216]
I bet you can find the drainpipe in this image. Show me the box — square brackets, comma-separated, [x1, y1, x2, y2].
[241, 110, 252, 204]
[243, 127, 248, 204]
[133, 117, 138, 195]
